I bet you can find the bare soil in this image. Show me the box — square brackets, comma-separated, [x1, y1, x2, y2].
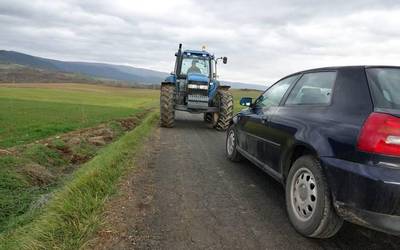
[10, 111, 147, 164]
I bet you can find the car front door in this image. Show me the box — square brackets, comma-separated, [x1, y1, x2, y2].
[242, 74, 300, 172]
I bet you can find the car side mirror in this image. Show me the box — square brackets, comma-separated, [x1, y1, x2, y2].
[223, 57, 228, 64]
[240, 97, 253, 107]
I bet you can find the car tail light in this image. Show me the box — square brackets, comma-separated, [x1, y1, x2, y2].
[357, 112, 400, 156]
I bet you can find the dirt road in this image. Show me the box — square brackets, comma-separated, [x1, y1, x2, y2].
[93, 111, 400, 249]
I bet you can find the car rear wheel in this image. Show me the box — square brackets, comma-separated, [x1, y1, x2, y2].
[285, 155, 343, 238]
[226, 125, 242, 162]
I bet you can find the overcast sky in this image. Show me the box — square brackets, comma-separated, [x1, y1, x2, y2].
[1, 0, 400, 85]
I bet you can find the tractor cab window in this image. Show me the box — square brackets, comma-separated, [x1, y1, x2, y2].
[180, 56, 210, 76]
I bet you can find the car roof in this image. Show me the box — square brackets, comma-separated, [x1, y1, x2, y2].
[285, 65, 400, 78]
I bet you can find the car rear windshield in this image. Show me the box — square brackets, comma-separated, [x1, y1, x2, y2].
[366, 67, 400, 109]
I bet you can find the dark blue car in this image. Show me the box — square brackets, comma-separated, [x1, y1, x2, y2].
[226, 66, 400, 238]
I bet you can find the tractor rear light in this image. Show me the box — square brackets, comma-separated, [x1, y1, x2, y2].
[357, 112, 400, 156]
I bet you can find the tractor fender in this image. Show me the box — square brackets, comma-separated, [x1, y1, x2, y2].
[218, 85, 231, 90]
[161, 82, 175, 86]
[208, 79, 219, 101]
[162, 74, 176, 85]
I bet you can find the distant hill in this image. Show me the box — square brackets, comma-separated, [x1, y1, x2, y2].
[0, 50, 265, 90]
[0, 50, 168, 84]
[0, 63, 99, 84]
[222, 81, 265, 90]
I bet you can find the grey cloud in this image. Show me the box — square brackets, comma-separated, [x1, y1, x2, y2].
[1, 0, 400, 84]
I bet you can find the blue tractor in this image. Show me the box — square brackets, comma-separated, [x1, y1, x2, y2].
[160, 44, 233, 130]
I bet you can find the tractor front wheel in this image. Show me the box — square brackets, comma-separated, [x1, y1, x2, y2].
[160, 84, 175, 127]
[215, 89, 233, 131]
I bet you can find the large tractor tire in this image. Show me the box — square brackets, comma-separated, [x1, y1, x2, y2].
[160, 84, 175, 128]
[215, 89, 233, 131]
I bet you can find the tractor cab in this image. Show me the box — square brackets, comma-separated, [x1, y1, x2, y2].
[174, 47, 227, 81]
[175, 50, 213, 79]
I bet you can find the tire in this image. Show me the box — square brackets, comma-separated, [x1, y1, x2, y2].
[160, 84, 175, 128]
[285, 155, 343, 238]
[215, 89, 233, 131]
[226, 125, 243, 161]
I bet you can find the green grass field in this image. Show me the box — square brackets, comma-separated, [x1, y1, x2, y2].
[0, 84, 259, 148]
[0, 84, 159, 148]
[0, 112, 159, 250]
[0, 83, 160, 239]
[0, 83, 261, 249]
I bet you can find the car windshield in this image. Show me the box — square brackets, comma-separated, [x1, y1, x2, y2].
[366, 67, 400, 109]
[180, 56, 210, 76]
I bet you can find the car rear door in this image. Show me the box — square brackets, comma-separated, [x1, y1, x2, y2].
[267, 71, 337, 169]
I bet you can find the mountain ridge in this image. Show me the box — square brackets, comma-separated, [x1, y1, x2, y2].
[0, 50, 265, 90]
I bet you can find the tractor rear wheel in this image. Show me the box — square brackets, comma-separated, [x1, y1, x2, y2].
[215, 89, 233, 131]
[160, 84, 175, 127]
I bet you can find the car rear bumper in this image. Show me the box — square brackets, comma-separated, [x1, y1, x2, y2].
[335, 202, 400, 235]
[321, 157, 400, 235]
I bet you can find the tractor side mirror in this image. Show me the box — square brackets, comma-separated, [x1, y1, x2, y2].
[240, 97, 253, 107]
[223, 57, 228, 64]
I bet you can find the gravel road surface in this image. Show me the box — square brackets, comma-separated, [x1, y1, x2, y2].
[93, 111, 400, 250]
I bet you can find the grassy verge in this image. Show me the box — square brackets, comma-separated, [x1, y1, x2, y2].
[0, 112, 147, 234]
[0, 112, 159, 250]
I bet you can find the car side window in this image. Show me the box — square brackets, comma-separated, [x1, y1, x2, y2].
[285, 71, 337, 105]
[257, 75, 298, 109]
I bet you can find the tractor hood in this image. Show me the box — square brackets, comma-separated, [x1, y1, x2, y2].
[187, 73, 209, 84]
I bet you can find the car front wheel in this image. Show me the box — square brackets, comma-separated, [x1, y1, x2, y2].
[226, 125, 242, 162]
[285, 155, 343, 238]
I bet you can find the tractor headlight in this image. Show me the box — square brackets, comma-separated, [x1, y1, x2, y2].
[188, 84, 208, 90]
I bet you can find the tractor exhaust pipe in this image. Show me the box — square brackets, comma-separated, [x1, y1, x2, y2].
[174, 43, 183, 74]
[178, 43, 182, 56]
